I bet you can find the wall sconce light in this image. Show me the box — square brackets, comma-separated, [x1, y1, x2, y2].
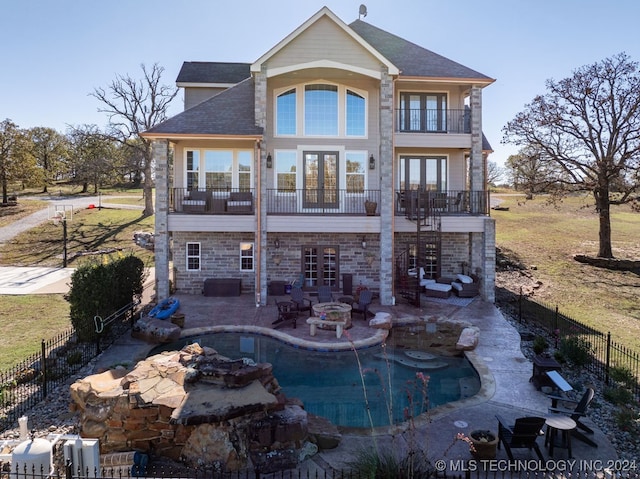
[266, 153, 272, 168]
[361, 236, 367, 249]
[274, 238, 280, 249]
[273, 254, 282, 266]
[369, 154, 375, 170]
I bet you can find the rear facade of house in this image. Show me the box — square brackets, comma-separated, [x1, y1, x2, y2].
[144, 7, 496, 307]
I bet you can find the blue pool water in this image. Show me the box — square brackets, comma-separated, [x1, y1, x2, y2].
[150, 332, 480, 428]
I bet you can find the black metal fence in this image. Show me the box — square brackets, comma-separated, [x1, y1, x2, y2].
[0, 302, 138, 432]
[8, 462, 640, 479]
[515, 290, 640, 399]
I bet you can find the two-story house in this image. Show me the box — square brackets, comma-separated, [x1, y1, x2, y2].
[142, 6, 496, 308]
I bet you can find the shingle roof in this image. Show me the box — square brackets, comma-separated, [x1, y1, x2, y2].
[176, 62, 251, 84]
[144, 77, 262, 137]
[349, 19, 493, 81]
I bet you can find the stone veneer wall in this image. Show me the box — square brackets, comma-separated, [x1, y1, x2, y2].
[172, 231, 257, 294]
[394, 232, 471, 278]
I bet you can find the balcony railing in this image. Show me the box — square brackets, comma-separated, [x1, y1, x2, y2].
[395, 190, 489, 216]
[171, 188, 255, 214]
[396, 108, 470, 134]
[266, 189, 381, 215]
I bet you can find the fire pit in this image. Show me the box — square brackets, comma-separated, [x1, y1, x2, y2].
[311, 302, 352, 330]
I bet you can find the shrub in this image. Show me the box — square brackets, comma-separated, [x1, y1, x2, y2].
[67, 254, 145, 341]
[559, 336, 592, 366]
[348, 448, 435, 478]
[609, 365, 637, 389]
[603, 386, 634, 406]
[532, 335, 548, 354]
[66, 351, 83, 366]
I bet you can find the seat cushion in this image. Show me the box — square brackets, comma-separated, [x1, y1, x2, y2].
[424, 282, 452, 292]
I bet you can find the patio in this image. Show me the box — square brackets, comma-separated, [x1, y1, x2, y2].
[100, 292, 618, 473]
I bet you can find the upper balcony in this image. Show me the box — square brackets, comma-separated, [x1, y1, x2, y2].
[170, 188, 489, 217]
[395, 108, 471, 149]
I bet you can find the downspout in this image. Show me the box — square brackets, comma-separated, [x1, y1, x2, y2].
[255, 140, 262, 307]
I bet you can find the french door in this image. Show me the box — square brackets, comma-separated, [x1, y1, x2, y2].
[303, 246, 338, 287]
[399, 156, 447, 192]
[303, 151, 338, 209]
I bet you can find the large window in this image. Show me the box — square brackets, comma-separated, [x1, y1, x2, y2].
[275, 84, 367, 138]
[240, 242, 254, 271]
[186, 242, 201, 271]
[276, 89, 296, 135]
[275, 151, 297, 192]
[345, 151, 366, 193]
[346, 90, 366, 136]
[185, 149, 252, 190]
[305, 84, 338, 136]
[399, 156, 447, 191]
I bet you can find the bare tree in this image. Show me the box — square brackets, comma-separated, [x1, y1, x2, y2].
[486, 161, 504, 187]
[92, 63, 178, 216]
[503, 53, 640, 258]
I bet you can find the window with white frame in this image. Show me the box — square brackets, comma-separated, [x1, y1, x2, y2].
[275, 83, 367, 138]
[186, 242, 201, 271]
[184, 149, 253, 190]
[345, 151, 366, 193]
[240, 242, 254, 271]
[186, 151, 199, 190]
[275, 151, 297, 193]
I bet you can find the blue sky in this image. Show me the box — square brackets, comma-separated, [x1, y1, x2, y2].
[2, 0, 639, 167]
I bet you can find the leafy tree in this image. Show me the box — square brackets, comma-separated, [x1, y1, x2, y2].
[67, 125, 117, 193]
[503, 53, 640, 258]
[0, 119, 27, 203]
[505, 147, 563, 199]
[91, 63, 178, 216]
[27, 127, 69, 193]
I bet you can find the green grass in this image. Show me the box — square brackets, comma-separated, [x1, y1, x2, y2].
[0, 208, 155, 267]
[0, 295, 71, 371]
[493, 193, 640, 351]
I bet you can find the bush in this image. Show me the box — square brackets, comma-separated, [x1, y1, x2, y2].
[348, 448, 435, 478]
[532, 336, 548, 354]
[609, 365, 637, 389]
[603, 386, 634, 406]
[67, 255, 145, 341]
[559, 336, 592, 366]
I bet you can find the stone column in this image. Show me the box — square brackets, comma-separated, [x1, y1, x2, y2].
[471, 218, 496, 302]
[378, 68, 394, 306]
[254, 68, 268, 305]
[153, 140, 170, 300]
[469, 86, 484, 201]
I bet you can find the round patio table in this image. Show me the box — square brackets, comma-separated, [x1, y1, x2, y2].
[312, 302, 352, 330]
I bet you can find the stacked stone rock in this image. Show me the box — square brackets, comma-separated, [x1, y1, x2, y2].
[69, 343, 313, 473]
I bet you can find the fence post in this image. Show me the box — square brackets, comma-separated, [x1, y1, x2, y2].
[41, 339, 47, 398]
[554, 305, 559, 335]
[605, 331, 611, 386]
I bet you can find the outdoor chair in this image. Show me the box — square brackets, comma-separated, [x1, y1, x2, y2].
[317, 285, 334, 303]
[272, 301, 298, 329]
[548, 387, 597, 447]
[290, 287, 313, 317]
[496, 415, 546, 460]
[351, 289, 373, 320]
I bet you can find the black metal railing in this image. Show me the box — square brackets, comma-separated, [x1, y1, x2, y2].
[0, 301, 138, 432]
[396, 108, 470, 134]
[265, 189, 381, 215]
[513, 291, 640, 400]
[171, 188, 255, 214]
[395, 190, 490, 216]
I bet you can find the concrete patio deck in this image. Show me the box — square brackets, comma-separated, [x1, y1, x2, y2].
[97, 292, 618, 474]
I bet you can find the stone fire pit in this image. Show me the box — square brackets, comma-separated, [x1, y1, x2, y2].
[311, 302, 352, 330]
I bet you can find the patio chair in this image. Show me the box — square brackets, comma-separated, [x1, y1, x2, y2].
[317, 285, 334, 303]
[496, 415, 546, 460]
[548, 387, 597, 447]
[290, 287, 313, 317]
[272, 301, 298, 329]
[351, 289, 373, 320]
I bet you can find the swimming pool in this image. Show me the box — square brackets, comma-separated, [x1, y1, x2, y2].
[150, 331, 480, 428]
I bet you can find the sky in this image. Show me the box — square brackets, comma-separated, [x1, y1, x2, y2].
[2, 0, 639, 167]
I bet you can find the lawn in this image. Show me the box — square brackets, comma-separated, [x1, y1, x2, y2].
[492, 193, 640, 352]
[0, 296, 71, 371]
[0, 207, 155, 267]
